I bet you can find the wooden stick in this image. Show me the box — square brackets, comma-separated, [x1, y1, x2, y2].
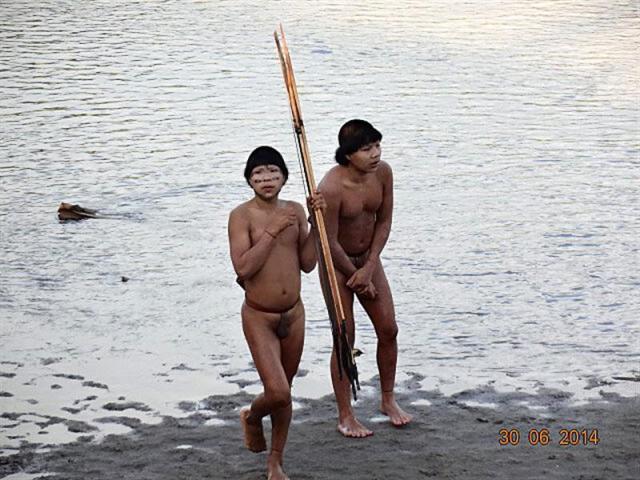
[278, 27, 347, 322]
[274, 26, 359, 396]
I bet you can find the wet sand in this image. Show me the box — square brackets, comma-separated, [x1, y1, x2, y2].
[2, 376, 638, 480]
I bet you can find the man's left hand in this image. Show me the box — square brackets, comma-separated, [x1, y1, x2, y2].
[306, 189, 327, 214]
[346, 263, 375, 293]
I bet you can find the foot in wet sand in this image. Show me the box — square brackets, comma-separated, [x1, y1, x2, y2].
[380, 396, 412, 427]
[267, 457, 289, 480]
[240, 407, 266, 452]
[337, 415, 373, 438]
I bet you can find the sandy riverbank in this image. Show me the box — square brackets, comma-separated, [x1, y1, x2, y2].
[2, 375, 638, 480]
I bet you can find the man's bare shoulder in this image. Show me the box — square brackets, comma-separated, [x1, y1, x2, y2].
[318, 166, 345, 192]
[281, 198, 303, 209]
[378, 160, 392, 175]
[375, 161, 393, 183]
[281, 199, 305, 217]
[380, 160, 392, 171]
[229, 200, 252, 220]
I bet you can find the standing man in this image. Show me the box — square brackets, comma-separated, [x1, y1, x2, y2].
[318, 119, 412, 438]
[228, 146, 325, 480]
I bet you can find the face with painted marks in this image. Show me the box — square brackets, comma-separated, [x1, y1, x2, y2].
[249, 164, 285, 200]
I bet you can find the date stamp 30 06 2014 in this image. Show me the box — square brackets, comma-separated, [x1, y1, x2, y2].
[498, 428, 600, 447]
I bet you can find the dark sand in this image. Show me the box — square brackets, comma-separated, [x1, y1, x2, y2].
[2, 376, 639, 480]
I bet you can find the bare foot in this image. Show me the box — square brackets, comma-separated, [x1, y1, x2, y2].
[267, 457, 289, 480]
[380, 396, 412, 427]
[337, 415, 373, 438]
[240, 407, 266, 452]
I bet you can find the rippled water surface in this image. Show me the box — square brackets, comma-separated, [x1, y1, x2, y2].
[1, 0, 638, 447]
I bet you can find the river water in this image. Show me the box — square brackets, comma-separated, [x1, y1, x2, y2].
[1, 0, 638, 450]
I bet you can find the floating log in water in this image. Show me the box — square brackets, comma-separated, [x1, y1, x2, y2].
[57, 202, 99, 220]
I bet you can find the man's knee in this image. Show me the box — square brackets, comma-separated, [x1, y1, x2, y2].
[266, 387, 291, 410]
[377, 321, 398, 342]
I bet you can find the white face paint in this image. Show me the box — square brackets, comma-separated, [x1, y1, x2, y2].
[249, 164, 285, 199]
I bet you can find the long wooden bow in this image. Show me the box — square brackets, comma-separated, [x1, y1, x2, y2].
[274, 25, 359, 399]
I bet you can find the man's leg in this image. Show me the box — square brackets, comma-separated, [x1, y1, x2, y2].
[266, 302, 305, 480]
[241, 303, 292, 456]
[358, 261, 412, 427]
[331, 270, 373, 438]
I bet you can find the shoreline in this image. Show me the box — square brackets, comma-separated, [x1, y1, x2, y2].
[2, 376, 638, 480]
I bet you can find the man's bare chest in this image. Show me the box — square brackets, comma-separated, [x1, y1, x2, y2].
[339, 182, 382, 219]
[249, 216, 299, 246]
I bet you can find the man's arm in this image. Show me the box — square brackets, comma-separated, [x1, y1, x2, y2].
[297, 202, 316, 273]
[228, 207, 278, 282]
[298, 190, 328, 273]
[320, 179, 358, 278]
[365, 161, 393, 266]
